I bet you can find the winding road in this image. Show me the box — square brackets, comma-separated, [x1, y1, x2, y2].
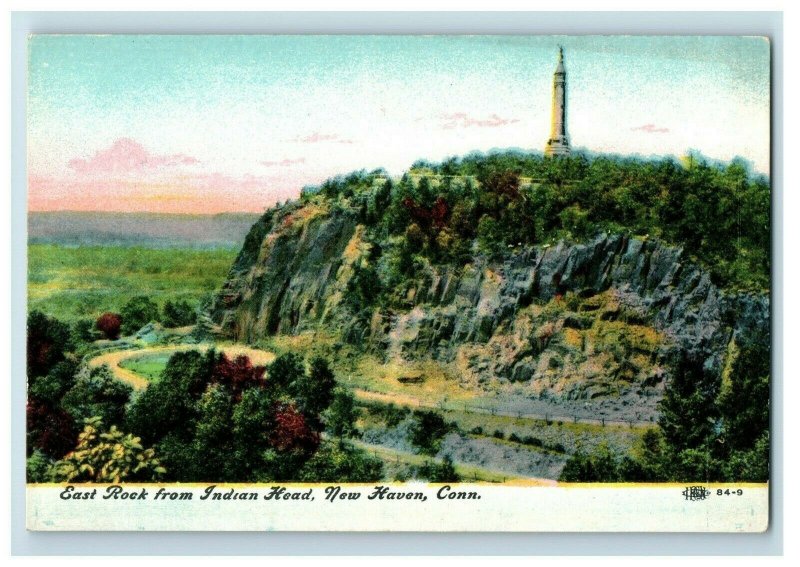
[87, 343, 276, 390]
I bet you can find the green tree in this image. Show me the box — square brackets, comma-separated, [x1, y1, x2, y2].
[298, 440, 383, 482]
[559, 443, 621, 482]
[126, 350, 213, 445]
[409, 410, 451, 456]
[188, 384, 236, 481]
[162, 299, 197, 328]
[71, 318, 99, 344]
[658, 352, 720, 453]
[268, 352, 305, 393]
[372, 178, 393, 221]
[627, 428, 668, 481]
[324, 388, 360, 438]
[26, 449, 54, 483]
[476, 215, 504, 257]
[61, 365, 132, 428]
[293, 357, 337, 425]
[718, 339, 770, 451]
[344, 262, 382, 314]
[417, 455, 460, 482]
[559, 204, 591, 239]
[230, 386, 278, 479]
[724, 431, 769, 482]
[120, 295, 160, 335]
[28, 359, 79, 406]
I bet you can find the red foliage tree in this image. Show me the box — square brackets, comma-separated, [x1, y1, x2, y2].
[402, 196, 450, 231]
[95, 312, 122, 340]
[270, 403, 320, 452]
[26, 399, 77, 458]
[402, 196, 429, 225]
[212, 353, 266, 400]
[430, 197, 450, 229]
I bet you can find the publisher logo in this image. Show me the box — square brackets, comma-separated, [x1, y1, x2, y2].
[682, 486, 711, 501]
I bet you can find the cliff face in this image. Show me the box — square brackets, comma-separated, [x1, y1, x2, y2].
[212, 202, 361, 340]
[211, 203, 768, 408]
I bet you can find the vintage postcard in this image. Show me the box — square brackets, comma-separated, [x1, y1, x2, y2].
[25, 35, 770, 531]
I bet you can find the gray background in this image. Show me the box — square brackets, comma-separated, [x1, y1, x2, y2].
[9, 10, 784, 556]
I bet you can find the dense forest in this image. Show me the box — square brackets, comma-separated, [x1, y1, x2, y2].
[300, 150, 768, 298]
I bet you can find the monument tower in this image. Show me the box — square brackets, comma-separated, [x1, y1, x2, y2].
[544, 47, 571, 157]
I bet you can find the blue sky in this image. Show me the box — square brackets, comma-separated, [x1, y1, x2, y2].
[27, 35, 770, 213]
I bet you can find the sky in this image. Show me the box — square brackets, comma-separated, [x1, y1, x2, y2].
[27, 35, 771, 214]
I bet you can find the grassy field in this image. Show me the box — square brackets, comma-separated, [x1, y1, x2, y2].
[28, 244, 238, 322]
[118, 352, 174, 382]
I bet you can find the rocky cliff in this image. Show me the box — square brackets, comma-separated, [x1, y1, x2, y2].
[210, 201, 769, 417]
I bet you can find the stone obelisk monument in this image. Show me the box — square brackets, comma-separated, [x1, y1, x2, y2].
[545, 47, 571, 157]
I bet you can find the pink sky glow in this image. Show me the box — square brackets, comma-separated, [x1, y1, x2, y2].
[439, 112, 521, 130]
[29, 138, 332, 214]
[630, 123, 670, 134]
[67, 138, 200, 176]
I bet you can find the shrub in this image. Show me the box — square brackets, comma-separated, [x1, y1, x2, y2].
[409, 410, 452, 455]
[26, 398, 77, 459]
[417, 455, 460, 482]
[324, 388, 360, 439]
[49, 417, 165, 483]
[61, 365, 133, 428]
[559, 443, 620, 482]
[375, 403, 409, 428]
[120, 296, 160, 335]
[28, 359, 79, 406]
[95, 312, 122, 340]
[298, 440, 384, 482]
[26, 450, 54, 483]
[508, 432, 522, 443]
[72, 318, 99, 343]
[492, 429, 505, 440]
[162, 299, 197, 327]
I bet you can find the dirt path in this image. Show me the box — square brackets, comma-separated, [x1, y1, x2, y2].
[87, 343, 276, 390]
[353, 388, 653, 429]
[91, 345, 649, 429]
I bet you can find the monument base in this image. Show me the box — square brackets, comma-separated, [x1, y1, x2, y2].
[545, 139, 571, 157]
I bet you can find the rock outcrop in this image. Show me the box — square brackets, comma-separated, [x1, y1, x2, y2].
[211, 203, 769, 411]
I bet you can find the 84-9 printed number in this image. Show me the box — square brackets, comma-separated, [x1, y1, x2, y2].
[716, 489, 744, 496]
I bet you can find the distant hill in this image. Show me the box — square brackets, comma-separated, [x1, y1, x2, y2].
[28, 211, 261, 249]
